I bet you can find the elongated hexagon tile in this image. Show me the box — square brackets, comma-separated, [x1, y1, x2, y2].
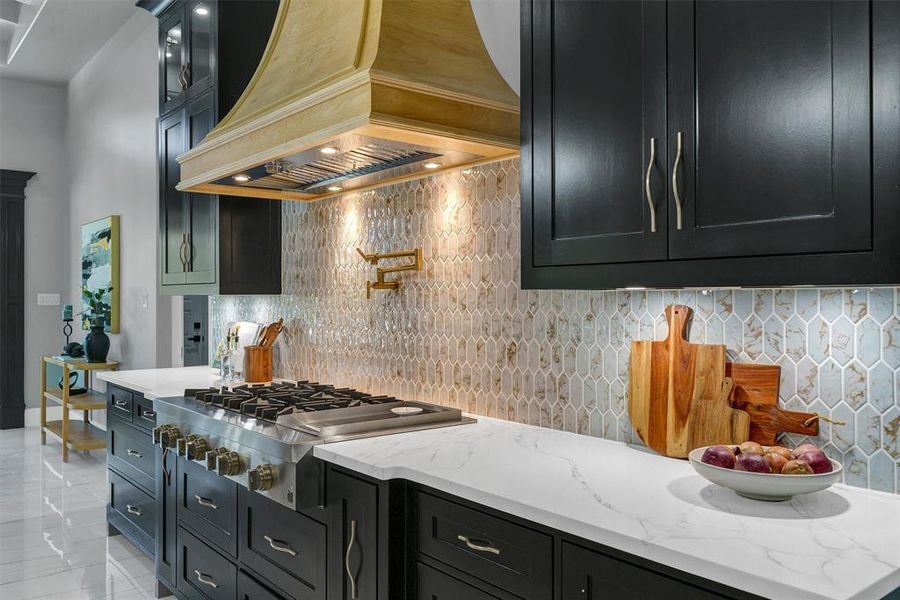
[754, 290, 774, 319]
[843, 288, 868, 323]
[883, 317, 900, 368]
[807, 315, 830, 363]
[883, 407, 900, 459]
[856, 317, 882, 367]
[869, 288, 894, 324]
[819, 289, 843, 321]
[842, 447, 868, 488]
[830, 316, 854, 366]
[856, 405, 882, 456]
[785, 315, 806, 362]
[774, 289, 795, 321]
[843, 361, 867, 410]
[868, 450, 895, 493]
[743, 315, 763, 360]
[734, 290, 753, 319]
[714, 290, 733, 317]
[764, 315, 784, 360]
[796, 288, 819, 321]
[830, 403, 855, 451]
[868, 362, 894, 413]
[819, 359, 843, 407]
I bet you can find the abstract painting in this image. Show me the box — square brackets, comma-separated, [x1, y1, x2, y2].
[81, 215, 120, 332]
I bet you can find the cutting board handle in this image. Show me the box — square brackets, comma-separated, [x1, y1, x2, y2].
[664, 305, 692, 343]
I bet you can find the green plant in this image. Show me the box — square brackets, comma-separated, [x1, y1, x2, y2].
[82, 286, 113, 328]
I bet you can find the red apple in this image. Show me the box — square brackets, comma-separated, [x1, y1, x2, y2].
[764, 452, 789, 474]
[738, 441, 765, 456]
[735, 453, 771, 473]
[792, 443, 820, 458]
[701, 445, 736, 469]
[782, 459, 814, 475]
[766, 446, 793, 460]
[796, 450, 833, 474]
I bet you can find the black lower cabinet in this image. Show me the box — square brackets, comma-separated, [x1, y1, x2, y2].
[416, 562, 501, 600]
[327, 468, 379, 600]
[177, 526, 238, 600]
[238, 571, 285, 600]
[156, 446, 178, 592]
[177, 457, 239, 557]
[108, 470, 156, 556]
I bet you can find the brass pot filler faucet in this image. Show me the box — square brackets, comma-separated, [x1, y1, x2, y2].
[356, 247, 424, 299]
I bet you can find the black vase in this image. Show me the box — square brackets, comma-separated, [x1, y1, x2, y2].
[84, 324, 110, 362]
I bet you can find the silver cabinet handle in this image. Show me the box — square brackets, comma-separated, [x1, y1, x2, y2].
[142, 410, 156, 419]
[179, 233, 188, 272]
[672, 131, 684, 230]
[194, 570, 218, 589]
[457, 534, 501, 555]
[126, 505, 142, 516]
[126, 449, 142, 459]
[264, 535, 297, 556]
[645, 137, 657, 233]
[345, 520, 358, 600]
[186, 232, 194, 272]
[194, 495, 219, 510]
[114, 399, 128, 408]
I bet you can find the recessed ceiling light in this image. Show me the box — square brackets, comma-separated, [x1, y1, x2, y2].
[327, 185, 342, 192]
[424, 162, 441, 170]
[165, 51, 172, 58]
[233, 174, 251, 182]
[320, 147, 338, 155]
[194, 6, 208, 15]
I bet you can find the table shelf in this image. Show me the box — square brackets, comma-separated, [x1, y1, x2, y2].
[43, 388, 107, 411]
[43, 420, 106, 451]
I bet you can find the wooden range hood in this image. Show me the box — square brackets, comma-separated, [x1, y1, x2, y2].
[176, 0, 519, 202]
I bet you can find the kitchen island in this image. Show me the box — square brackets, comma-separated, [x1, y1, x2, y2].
[99, 367, 899, 600]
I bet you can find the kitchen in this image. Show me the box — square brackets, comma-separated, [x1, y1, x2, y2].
[0, 1, 897, 599]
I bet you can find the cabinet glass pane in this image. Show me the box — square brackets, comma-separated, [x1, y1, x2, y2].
[190, 3, 212, 86]
[164, 21, 184, 104]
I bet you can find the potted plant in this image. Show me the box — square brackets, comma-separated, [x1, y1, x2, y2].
[82, 286, 112, 362]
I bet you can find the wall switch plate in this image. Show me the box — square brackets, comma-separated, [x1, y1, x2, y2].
[37, 293, 60, 306]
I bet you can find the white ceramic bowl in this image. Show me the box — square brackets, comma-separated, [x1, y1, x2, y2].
[688, 446, 843, 501]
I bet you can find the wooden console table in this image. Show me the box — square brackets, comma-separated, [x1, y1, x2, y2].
[40, 356, 118, 462]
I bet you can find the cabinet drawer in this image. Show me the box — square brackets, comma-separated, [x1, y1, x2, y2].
[109, 470, 156, 542]
[108, 419, 155, 492]
[238, 488, 325, 600]
[108, 385, 133, 421]
[416, 562, 501, 600]
[177, 457, 238, 557]
[177, 526, 238, 600]
[560, 541, 726, 600]
[133, 395, 157, 431]
[416, 490, 552, 600]
[239, 570, 287, 600]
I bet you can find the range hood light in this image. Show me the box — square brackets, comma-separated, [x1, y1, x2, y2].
[327, 185, 342, 192]
[424, 162, 442, 170]
[320, 147, 339, 155]
[233, 174, 251, 182]
[194, 6, 208, 15]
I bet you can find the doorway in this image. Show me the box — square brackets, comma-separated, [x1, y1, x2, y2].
[183, 295, 208, 366]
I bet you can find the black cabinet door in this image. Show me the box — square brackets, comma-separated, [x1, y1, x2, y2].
[667, 0, 872, 259]
[185, 0, 216, 99]
[528, 0, 667, 266]
[219, 196, 282, 295]
[184, 91, 218, 286]
[327, 470, 378, 600]
[156, 446, 178, 590]
[160, 7, 187, 115]
[159, 109, 188, 286]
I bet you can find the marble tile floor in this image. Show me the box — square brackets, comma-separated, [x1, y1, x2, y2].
[0, 427, 169, 599]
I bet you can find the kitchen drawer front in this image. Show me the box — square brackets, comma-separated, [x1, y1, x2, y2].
[238, 488, 326, 600]
[109, 470, 156, 542]
[177, 456, 238, 557]
[238, 570, 287, 600]
[416, 490, 553, 600]
[108, 418, 155, 492]
[560, 541, 726, 600]
[177, 526, 238, 600]
[416, 562, 503, 600]
[133, 395, 157, 431]
[107, 385, 134, 422]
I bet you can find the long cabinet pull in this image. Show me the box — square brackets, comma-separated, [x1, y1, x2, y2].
[126, 449, 142, 458]
[194, 495, 219, 510]
[457, 534, 501, 556]
[345, 520, 358, 600]
[194, 570, 218, 589]
[264, 535, 298, 556]
[672, 131, 684, 230]
[644, 137, 657, 233]
[179, 233, 188, 271]
[126, 505, 142, 516]
[186, 232, 193, 272]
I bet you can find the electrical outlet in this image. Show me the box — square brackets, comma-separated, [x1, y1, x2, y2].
[37, 293, 60, 306]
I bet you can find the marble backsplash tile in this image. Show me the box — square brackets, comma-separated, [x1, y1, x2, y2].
[210, 159, 899, 493]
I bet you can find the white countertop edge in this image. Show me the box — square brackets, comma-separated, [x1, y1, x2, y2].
[314, 445, 899, 600]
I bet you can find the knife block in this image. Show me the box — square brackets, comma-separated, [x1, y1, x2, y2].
[243, 345, 273, 383]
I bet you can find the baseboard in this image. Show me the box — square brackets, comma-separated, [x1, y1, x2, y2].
[25, 406, 107, 430]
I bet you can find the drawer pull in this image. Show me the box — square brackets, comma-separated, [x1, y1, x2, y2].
[457, 534, 501, 556]
[126, 449, 142, 459]
[672, 131, 684, 230]
[345, 519, 358, 600]
[264, 535, 298, 556]
[644, 136, 657, 233]
[114, 399, 128, 408]
[194, 570, 218, 589]
[142, 410, 156, 419]
[126, 505, 142, 517]
[194, 495, 219, 510]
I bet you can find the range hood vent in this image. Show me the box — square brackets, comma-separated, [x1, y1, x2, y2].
[177, 0, 519, 202]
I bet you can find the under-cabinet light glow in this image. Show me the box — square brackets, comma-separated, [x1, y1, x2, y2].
[233, 174, 251, 182]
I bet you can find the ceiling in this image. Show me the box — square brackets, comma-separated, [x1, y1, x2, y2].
[0, 0, 137, 85]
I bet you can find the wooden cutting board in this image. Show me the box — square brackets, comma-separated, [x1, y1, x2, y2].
[726, 363, 819, 445]
[630, 305, 727, 458]
[686, 378, 750, 449]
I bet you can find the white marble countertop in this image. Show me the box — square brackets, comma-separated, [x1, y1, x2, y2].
[315, 417, 900, 600]
[95, 367, 899, 599]
[97, 366, 224, 399]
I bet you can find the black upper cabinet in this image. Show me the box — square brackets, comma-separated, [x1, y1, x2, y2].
[154, 0, 281, 296]
[531, 0, 667, 266]
[667, 0, 871, 260]
[522, 0, 900, 289]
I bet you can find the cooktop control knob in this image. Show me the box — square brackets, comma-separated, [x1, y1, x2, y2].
[185, 438, 210, 461]
[248, 464, 275, 491]
[205, 447, 229, 471]
[176, 434, 200, 456]
[216, 451, 242, 476]
[158, 426, 181, 448]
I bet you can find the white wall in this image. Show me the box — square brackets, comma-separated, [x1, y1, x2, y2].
[66, 11, 172, 376]
[471, 0, 520, 95]
[0, 78, 69, 408]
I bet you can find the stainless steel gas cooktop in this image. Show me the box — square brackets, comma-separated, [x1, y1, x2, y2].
[152, 380, 475, 510]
